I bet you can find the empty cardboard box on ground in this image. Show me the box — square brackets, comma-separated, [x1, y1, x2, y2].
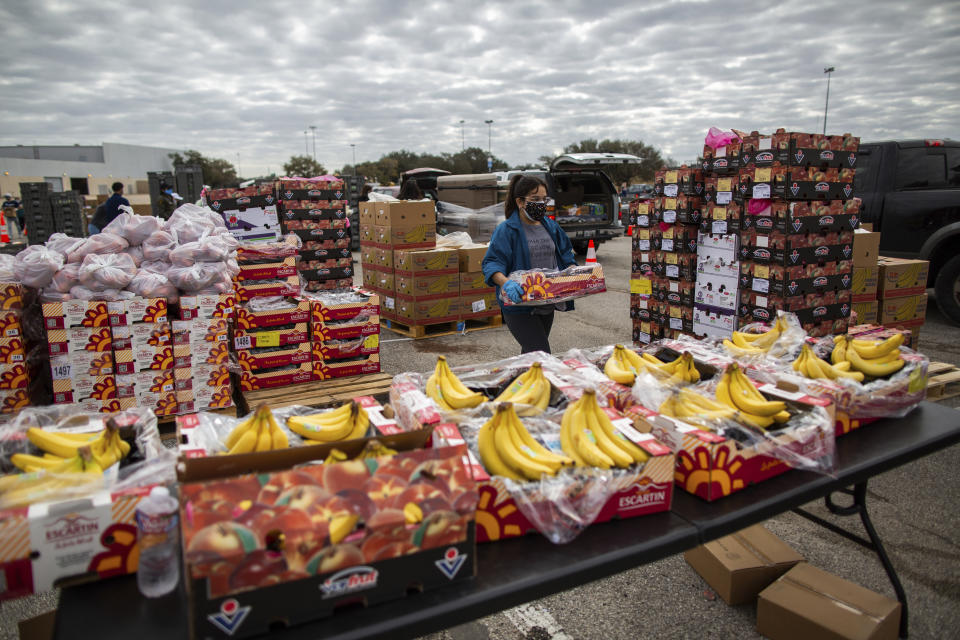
[684, 524, 803, 605]
[757, 563, 901, 640]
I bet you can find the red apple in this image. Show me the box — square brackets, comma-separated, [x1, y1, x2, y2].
[305, 544, 364, 576]
[322, 459, 371, 494]
[257, 470, 321, 505]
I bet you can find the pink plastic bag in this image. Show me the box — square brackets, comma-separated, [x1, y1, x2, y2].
[140, 260, 171, 275]
[45, 233, 85, 258]
[123, 245, 144, 267]
[704, 127, 741, 150]
[141, 230, 178, 262]
[169, 236, 231, 266]
[78, 253, 137, 290]
[166, 262, 224, 291]
[747, 199, 772, 215]
[67, 233, 129, 263]
[14, 245, 64, 288]
[127, 272, 178, 301]
[51, 263, 81, 293]
[105, 210, 164, 246]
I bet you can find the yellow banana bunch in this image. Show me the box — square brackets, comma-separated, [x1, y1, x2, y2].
[287, 401, 368, 444]
[713, 363, 790, 430]
[603, 344, 649, 385]
[793, 343, 865, 381]
[426, 356, 485, 411]
[495, 362, 552, 415]
[560, 389, 649, 469]
[357, 439, 397, 459]
[724, 316, 787, 355]
[18, 421, 130, 474]
[641, 351, 701, 384]
[0, 465, 103, 509]
[657, 387, 736, 430]
[831, 333, 905, 378]
[477, 402, 574, 481]
[224, 405, 290, 453]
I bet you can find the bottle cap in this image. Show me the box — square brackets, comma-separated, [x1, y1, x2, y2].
[149, 486, 170, 500]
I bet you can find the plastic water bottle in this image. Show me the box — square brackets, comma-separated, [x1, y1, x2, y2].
[136, 485, 180, 598]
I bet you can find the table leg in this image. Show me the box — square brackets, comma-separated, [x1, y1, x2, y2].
[792, 481, 908, 639]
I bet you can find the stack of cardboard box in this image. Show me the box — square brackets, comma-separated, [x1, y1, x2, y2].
[457, 244, 497, 322]
[207, 184, 280, 242]
[0, 283, 30, 414]
[112, 297, 177, 416]
[850, 229, 881, 323]
[630, 201, 661, 344]
[310, 289, 382, 380]
[173, 294, 235, 413]
[359, 200, 437, 325]
[276, 177, 354, 293]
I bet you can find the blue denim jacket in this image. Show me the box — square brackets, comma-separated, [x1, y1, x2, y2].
[481, 211, 577, 314]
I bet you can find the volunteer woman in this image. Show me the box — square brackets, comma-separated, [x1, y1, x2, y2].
[482, 175, 577, 354]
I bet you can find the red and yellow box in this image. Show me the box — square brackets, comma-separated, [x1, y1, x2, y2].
[47, 326, 113, 357]
[0, 337, 26, 366]
[236, 256, 299, 282]
[42, 300, 110, 330]
[0, 311, 22, 339]
[0, 282, 24, 311]
[173, 340, 231, 369]
[234, 298, 310, 330]
[312, 353, 381, 380]
[239, 362, 314, 390]
[113, 345, 173, 375]
[116, 368, 175, 399]
[312, 335, 379, 361]
[233, 323, 309, 350]
[236, 342, 312, 371]
[107, 297, 168, 326]
[50, 365, 117, 404]
[179, 293, 236, 321]
[0, 387, 30, 414]
[174, 364, 232, 392]
[235, 276, 300, 303]
[313, 315, 380, 342]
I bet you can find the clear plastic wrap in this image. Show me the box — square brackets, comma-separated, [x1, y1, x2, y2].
[122, 245, 144, 267]
[435, 231, 475, 248]
[140, 259, 171, 275]
[167, 262, 225, 292]
[44, 233, 85, 258]
[0, 406, 176, 508]
[50, 262, 81, 293]
[67, 233, 129, 263]
[142, 229, 178, 262]
[436, 202, 503, 242]
[169, 236, 232, 266]
[500, 264, 606, 307]
[78, 252, 137, 290]
[14, 245, 65, 288]
[126, 271, 178, 302]
[165, 204, 219, 244]
[723, 312, 808, 362]
[0, 254, 15, 282]
[104, 208, 164, 246]
[236, 234, 301, 261]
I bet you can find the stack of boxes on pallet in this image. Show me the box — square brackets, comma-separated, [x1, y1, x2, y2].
[722, 129, 860, 336]
[0, 283, 30, 414]
[112, 297, 178, 416]
[310, 289, 381, 380]
[276, 177, 354, 292]
[173, 295, 235, 413]
[457, 243, 498, 323]
[18, 183, 71, 244]
[359, 200, 437, 325]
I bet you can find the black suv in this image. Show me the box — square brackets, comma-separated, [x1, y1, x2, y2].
[854, 139, 960, 322]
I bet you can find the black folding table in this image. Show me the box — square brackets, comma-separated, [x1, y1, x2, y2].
[54, 401, 960, 639]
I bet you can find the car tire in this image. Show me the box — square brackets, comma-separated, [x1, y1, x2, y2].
[934, 255, 960, 325]
[572, 241, 589, 255]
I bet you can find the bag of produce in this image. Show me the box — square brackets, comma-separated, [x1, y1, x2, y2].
[141, 229, 178, 262]
[78, 253, 137, 290]
[14, 245, 64, 288]
[67, 233, 129, 263]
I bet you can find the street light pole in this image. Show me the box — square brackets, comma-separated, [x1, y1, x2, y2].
[303, 130, 309, 155]
[822, 66, 835, 135]
[350, 144, 357, 176]
[236, 152, 241, 179]
[459, 120, 465, 150]
[309, 125, 317, 161]
[484, 120, 494, 154]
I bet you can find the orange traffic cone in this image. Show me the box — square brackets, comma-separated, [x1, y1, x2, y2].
[0, 211, 8, 244]
[627, 225, 634, 237]
[585, 239, 597, 263]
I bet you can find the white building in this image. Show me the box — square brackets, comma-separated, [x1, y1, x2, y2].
[0, 143, 182, 197]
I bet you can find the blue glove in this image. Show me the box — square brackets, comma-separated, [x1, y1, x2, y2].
[503, 280, 524, 304]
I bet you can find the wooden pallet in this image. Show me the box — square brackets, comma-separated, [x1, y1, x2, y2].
[237, 372, 394, 414]
[926, 362, 960, 400]
[380, 314, 502, 339]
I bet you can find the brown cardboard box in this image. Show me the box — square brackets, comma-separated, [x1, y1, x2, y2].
[359, 223, 376, 244]
[360, 245, 377, 266]
[852, 300, 878, 324]
[877, 257, 930, 298]
[757, 563, 900, 640]
[396, 295, 459, 324]
[852, 230, 881, 268]
[683, 525, 803, 605]
[460, 292, 498, 318]
[374, 247, 395, 270]
[879, 293, 927, 324]
[851, 266, 878, 302]
[460, 271, 494, 294]
[361, 266, 378, 290]
[394, 248, 459, 274]
[359, 201, 377, 225]
[458, 244, 489, 272]
[395, 273, 460, 299]
[384, 224, 437, 248]
[373, 200, 435, 229]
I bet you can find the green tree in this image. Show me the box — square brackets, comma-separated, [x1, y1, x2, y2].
[542, 139, 671, 184]
[169, 150, 238, 188]
[338, 147, 508, 183]
[283, 155, 326, 177]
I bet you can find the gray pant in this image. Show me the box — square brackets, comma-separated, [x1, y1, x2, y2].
[503, 310, 555, 354]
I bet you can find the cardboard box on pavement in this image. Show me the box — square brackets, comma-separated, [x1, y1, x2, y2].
[757, 563, 900, 640]
[684, 524, 803, 605]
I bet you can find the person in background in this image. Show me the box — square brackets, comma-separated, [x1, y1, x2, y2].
[89, 181, 129, 235]
[156, 182, 176, 220]
[2, 194, 21, 236]
[359, 184, 372, 202]
[482, 175, 577, 354]
[397, 179, 423, 200]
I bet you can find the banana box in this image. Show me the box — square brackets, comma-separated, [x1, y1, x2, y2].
[178, 293, 237, 321]
[359, 244, 377, 267]
[383, 223, 437, 249]
[879, 293, 927, 324]
[878, 257, 930, 299]
[236, 256, 299, 282]
[432, 418, 674, 543]
[457, 244, 488, 273]
[852, 300, 878, 324]
[396, 295, 459, 324]
[459, 292, 498, 319]
[373, 247, 395, 271]
[372, 200, 434, 229]
[236, 342, 312, 371]
[851, 266, 879, 302]
[41, 299, 109, 330]
[365, 268, 394, 294]
[460, 271, 494, 294]
[235, 298, 310, 330]
[0, 337, 26, 366]
[395, 273, 459, 300]
[642, 381, 834, 502]
[106, 297, 168, 326]
[312, 334, 380, 361]
[394, 248, 458, 276]
[240, 362, 314, 390]
[0, 311, 21, 339]
[0, 387, 30, 414]
[235, 276, 301, 303]
[359, 223, 376, 244]
[313, 353, 380, 380]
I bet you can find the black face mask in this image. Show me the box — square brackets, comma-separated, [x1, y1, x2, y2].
[524, 201, 547, 221]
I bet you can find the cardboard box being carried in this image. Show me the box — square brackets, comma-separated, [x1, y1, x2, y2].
[877, 256, 929, 299]
[757, 563, 901, 640]
[684, 525, 803, 605]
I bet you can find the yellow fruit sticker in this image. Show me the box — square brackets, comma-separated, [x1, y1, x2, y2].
[713, 207, 727, 220]
[630, 278, 652, 295]
[717, 178, 732, 191]
[754, 265, 769, 279]
[670, 307, 682, 318]
[663, 227, 674, 238]
[637, 203, 648, 214]
[257, 331, 281, 347]
[665, 198, 677, 209]
[665, 171, 678, 183]
[665, 253, 678, 264]
[363, 334, 379, 349]
[639, 229, 650, 239]
[755, 168, 772, 182]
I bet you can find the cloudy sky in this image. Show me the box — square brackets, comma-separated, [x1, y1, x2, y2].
[1, 0, 958, 177]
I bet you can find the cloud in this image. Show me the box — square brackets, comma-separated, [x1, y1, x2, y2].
[0, 0, 957, 176]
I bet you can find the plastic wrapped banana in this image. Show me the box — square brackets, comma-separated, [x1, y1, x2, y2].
[723, 316, 788, 355]
[829, 334, 905, 379]
[494, 362, 552, 416]
[477, 402, 574, 481]
[604, 344, 700, 386]
[285, 401, 368, 444]
[221, 404, 290, 453]
[13, 420, 130, 474]
[711, 363, 791, 431]
[425, 356, 485, 411]
[792, 342, 865, 381]
[560, 389, 649, 470]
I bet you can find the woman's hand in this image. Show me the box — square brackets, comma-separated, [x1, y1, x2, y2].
[503, 281, 524, 303]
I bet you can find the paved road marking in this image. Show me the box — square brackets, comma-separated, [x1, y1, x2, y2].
[503, 604, 573, 640]
[379, 337, 413, 343]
